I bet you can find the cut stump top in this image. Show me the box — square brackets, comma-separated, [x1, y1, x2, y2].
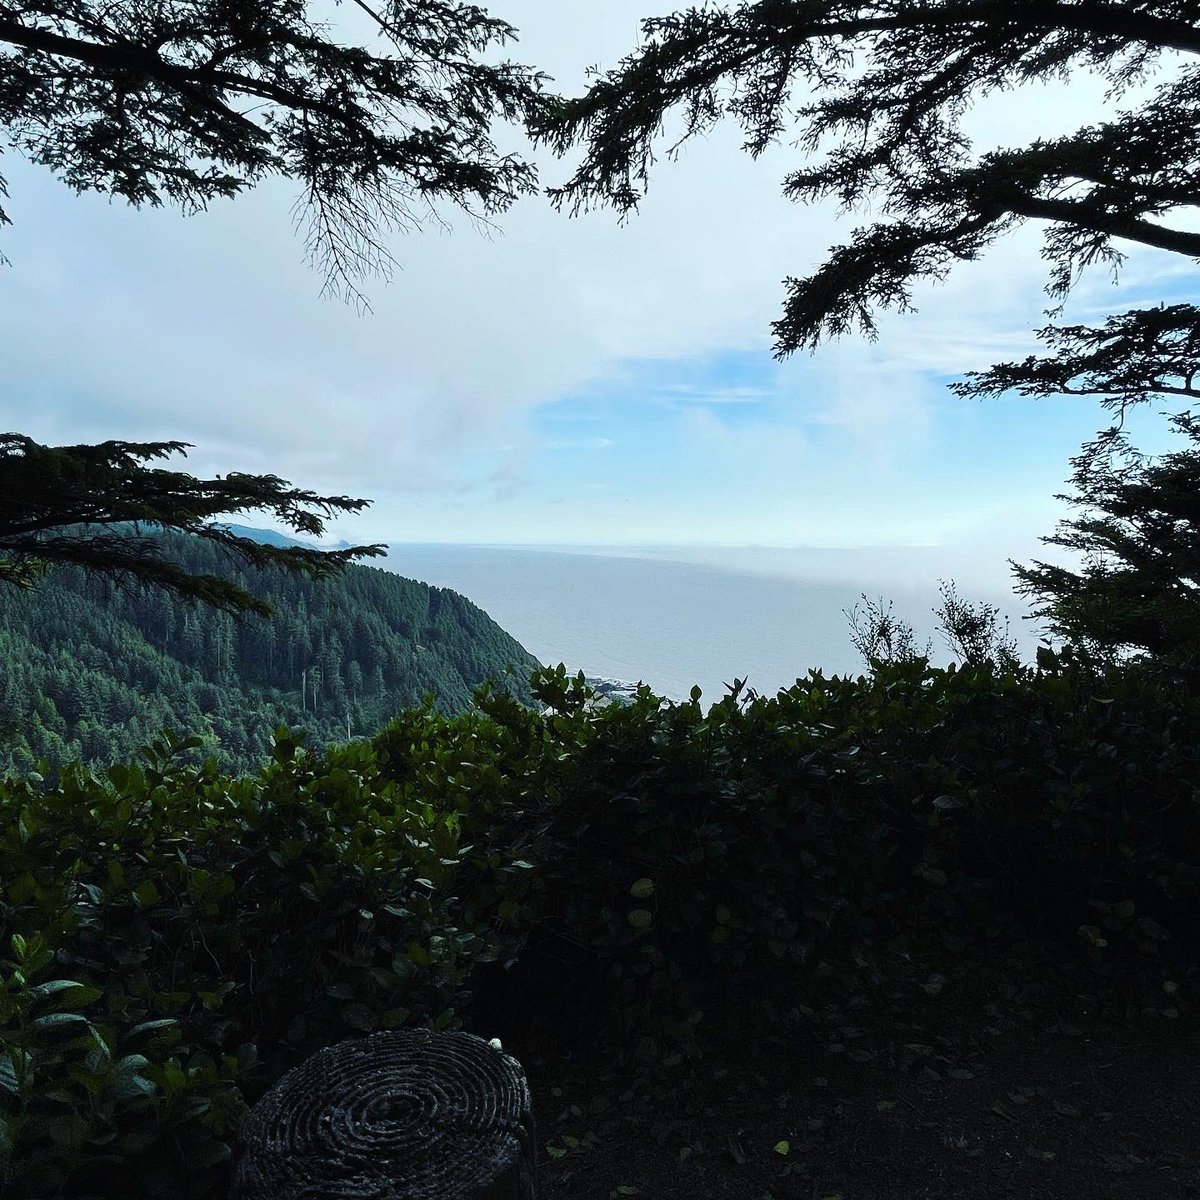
[232, 1029, 537, 1200]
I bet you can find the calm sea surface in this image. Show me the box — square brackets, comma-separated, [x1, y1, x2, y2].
[383, 545, 1041, 704]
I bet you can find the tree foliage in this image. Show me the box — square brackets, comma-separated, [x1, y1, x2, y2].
[1013, 413, 1200, 659]
[1, 0, 546, 302]
[845, 580, 1019, 669]
[0, 436, 384, 615]
[0, 3, 549, 605]
[844, 594, 930, 667]
[535, 1, 1200, 366]
[954, 303, 1200, 415]
[536, 1, 1200, 660]
[5, 657, 1199, 1193]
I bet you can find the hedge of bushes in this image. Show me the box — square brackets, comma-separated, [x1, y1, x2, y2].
[1, 657, 1197, 1196]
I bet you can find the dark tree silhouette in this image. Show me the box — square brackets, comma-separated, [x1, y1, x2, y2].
[1, 0, 547, 304]
[534, 1, 1200, 365]
[0, 435, 385, 615]
[954, 303, 1200, 414]
[1013, 414, 1200, 660]
[536, 1, 1200, 661]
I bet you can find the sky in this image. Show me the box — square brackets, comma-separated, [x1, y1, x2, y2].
[2, 1, 1196, 597]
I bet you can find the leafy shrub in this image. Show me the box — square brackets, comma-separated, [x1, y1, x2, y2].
[0, 932, 244, 1199]
[3, 654, 1198, 1193]
[0, 729, 513, 1197]
[421, 662, 1199, 1053]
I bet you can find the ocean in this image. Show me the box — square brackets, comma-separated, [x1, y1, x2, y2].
[383, 544, 1042, 704]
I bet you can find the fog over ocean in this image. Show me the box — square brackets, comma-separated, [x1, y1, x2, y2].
[384, 545, 1044, 704]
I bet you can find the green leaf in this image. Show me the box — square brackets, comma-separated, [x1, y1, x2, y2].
[29, 979, 86, 1002]
[342, 1003, 378, 1031]
[45, 1113, 89, 1149]
[123, 1019, 179, 1041]
[627, 909, 653, 929]
[773, 1140, 790, 1155]
[112, 1071, 156, 1101]
[114, 1053, 152, 1075]
[31, 1012, 90, 1031]
[629, 878, 655, 899]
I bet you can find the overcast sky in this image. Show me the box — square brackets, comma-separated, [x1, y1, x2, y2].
[2, 1, 1194, 594]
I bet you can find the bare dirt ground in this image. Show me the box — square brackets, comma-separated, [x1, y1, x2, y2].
[509, 945, 1200, 1200]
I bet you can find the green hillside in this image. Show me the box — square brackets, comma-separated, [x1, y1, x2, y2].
[0, 528, 540, 773]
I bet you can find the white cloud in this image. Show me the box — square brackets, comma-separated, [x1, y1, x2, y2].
[660, 385, 772, 404]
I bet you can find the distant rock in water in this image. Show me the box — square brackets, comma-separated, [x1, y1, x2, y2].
[584, 677, 644, 707]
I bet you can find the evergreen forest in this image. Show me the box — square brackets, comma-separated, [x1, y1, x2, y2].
[0, 529, 540, 775]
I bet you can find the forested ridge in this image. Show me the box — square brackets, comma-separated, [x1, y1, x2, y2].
[0, 529, 540, 774]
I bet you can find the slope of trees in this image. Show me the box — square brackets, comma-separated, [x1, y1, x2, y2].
[0, 529, 540, 773]
[1, 0, 549, 603]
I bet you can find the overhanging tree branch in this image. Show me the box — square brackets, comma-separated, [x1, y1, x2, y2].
[0, 0, 548, 304]
[0, 436, 386, 616]
[1003, 192, 1200, 259]
[537, 0, 1200, 369]
[954, 304, 1200, 415]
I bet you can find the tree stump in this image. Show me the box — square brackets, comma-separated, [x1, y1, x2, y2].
[231, 1029, 538, 1200]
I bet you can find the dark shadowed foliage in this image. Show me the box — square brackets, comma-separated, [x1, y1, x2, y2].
[0, 436, 385, 615]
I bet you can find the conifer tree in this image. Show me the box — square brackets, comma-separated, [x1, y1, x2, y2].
[0, 435, 384, 615]
[1013, 414, 1200, 660]
[1, 0, 548, 608]
[538, 2, 1200, 658]
[1, 0, 546, 304]
[536, 1, 1200, 397]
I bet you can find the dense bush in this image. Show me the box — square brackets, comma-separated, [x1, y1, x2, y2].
[1, 657, 1197, 1195]
[447, 660, 1199, 1055]
[0, 729, 522, 1198]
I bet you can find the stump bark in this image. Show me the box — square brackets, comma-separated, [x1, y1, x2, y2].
[231, 1029, 538, 1200]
